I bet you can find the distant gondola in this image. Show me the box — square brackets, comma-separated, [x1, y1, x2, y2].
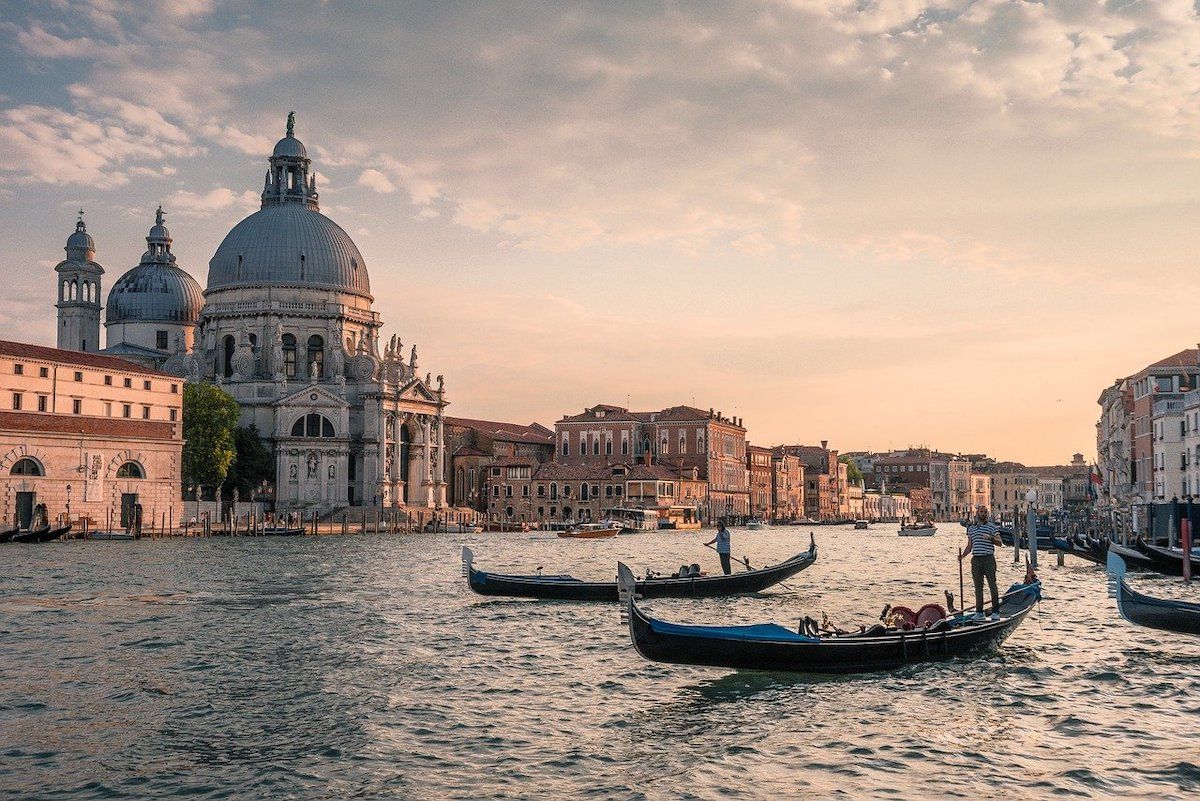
[11, 524, 71, 543]
[1132, 538, 1200, 577]
[1050, 535, 1106, 565]
[1107, 552, 1200, 637]
[462, 535, 817, 601]
[617, 562, 1041, 674]
[259, 526, 306, 536]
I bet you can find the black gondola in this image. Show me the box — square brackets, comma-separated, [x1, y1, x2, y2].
[462, 535, 817, 601]
[1107, 553, 1200, 636]
[616, 562, 1041, 674]
[0, 525, 19, 543]
[259, 526, 306, 536]
[1050, 535, 1106, 565]
[1131, 538, 1200, 577]
[10, 524, 70, 543]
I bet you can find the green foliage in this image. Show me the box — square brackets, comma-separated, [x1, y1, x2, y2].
[224, 424, 274, 500]
[839, 455, 864, 484]
[182, 383, 239, 493]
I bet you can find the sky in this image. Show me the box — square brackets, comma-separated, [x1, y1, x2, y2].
[3, 0, 1200, 465]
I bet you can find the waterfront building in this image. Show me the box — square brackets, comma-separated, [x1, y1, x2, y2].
[1149, 398, 1186, 501]
[747, 444, 772, 520]
[1096, 379, 1134, 513]
[907, 486, 933, 520]
[846, 482, 864, 520]
[779, 442, 839, 520]
[969, 473, 991, 514]
[444, 416, 554, 512]
[1125, 349, 1199, 504]
[863, 490, 881, 521]
[45, 115, 451, 513]
[0, 340, 182, 529]
[880, 492, 912, 522]
[553, 404, 749, 521]
[769, 449, 805, 522]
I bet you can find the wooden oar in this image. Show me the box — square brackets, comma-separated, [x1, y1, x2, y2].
[704, 542, 751, 571]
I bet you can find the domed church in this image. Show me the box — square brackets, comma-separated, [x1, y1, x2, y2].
[52, 114, 450, 512]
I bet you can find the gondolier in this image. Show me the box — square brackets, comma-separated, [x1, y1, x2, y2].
[961, 506, 1002, 620]
[706, 520, 733, 575]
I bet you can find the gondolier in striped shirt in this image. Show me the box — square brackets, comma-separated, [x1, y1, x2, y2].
[960, 506, 1003, 621]
[705, 520, 733, 575]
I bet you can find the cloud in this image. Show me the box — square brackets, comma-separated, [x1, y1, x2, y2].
[357, 168, 396, 194]
[162, 187, 259, 218]
[15, 26, 95, 58]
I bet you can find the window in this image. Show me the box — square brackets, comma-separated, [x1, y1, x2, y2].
[142, 406, 151, 419]
[36, 396, 46, 412]
[12, 364, 22, 375]
[123, 377, 132, 388]
[169, 409, 177, 421]
[144, 380, 152, 391]
[550, 483, 558, 500]
[39, 367, 47, 378]
[115, 461, 144, 479]
[492, 486, 500, 497]
[74, 371, 82, 382]
[505, 485, 512, 497]
[10, 457, 43, 476]
[307, 335, 324, 379]
[522, 485, 529, 497]
[605, 485, 613, 497]
[123, 404, 131, 418]
[580, 484, 589, 500]
[621, 439, 629, 455]
[491, 467, 501, 477]
[72, 399, 81, 414]
[223, 335, 236, 378]
[614, 486, 622, 497]
[561, 440, 569, 457]
[591, 484, 599, 498]
[11, 393, 20, 411]
[156, 330, 168, 350]
[103, 402, 112, 417]
[593, 438, 600, 456]
[170, 383, 178, 394]
[605, 439, 612, 456]
[537, 484, 545, 497]
[290, 413, 336, 438]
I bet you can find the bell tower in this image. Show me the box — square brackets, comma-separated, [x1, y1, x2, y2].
[54, 211, 105, 352]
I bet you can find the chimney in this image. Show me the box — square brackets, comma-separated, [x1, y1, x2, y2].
[820, 440, 828, 450]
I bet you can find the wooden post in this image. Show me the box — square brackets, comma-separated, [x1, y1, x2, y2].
[168, 507, 173, 537]
[342, 513, 348, 537]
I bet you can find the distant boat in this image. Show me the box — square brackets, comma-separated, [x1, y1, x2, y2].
[746, 520, 765, 531]
[898, 527, 935, 537]
[558, 524, 620, 539]
[853, 520, 870, 530]
[258, 526, 305, 537]
[87, 530, 137, 541]
[12, 524, 71, 543]
[901, 521, 935, 532]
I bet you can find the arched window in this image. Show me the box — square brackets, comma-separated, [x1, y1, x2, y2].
[550, 482, 558, 500]
[61, 281, 68, 302]
[70, 280, 78, 301]
[580, 483, 589, 500]
[116, 461, 144, 479]
[282, 334, 297, 378]
[291, 413, 336, 438]
[10, 457, 43, 476]
[307, 335, 324, 379]
[223, 335, 235, 378]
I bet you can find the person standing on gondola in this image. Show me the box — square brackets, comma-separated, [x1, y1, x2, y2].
[706, 520, 732, 575]
[960, 506, 1002, 621]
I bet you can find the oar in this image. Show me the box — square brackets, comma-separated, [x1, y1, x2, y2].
[704, 542, 751, 571]
[958, 547, 966, 615]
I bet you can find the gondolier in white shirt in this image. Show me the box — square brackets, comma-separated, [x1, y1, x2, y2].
[960, 506, 1003, 620]
[705, 520, 733, 575]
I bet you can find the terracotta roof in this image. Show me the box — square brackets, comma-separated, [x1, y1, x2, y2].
[443, 416, 554, 444]
[531, 462, 637, 481]
[0, 340, 174, 377]
[779, 445, 832, 471]
[1134, 348, 1200, 375]
[557, 404, 646, 424]
[0, 411, 179, 440]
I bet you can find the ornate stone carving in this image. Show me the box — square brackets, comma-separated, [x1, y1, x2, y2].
[348, 354, 376, 382]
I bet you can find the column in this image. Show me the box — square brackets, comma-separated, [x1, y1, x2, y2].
[434, 412, 447, 507]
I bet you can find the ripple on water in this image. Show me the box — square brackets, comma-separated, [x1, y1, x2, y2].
[0, 529, 1199, 799]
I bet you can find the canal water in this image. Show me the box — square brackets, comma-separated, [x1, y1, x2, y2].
[1, 524, 1197, 799]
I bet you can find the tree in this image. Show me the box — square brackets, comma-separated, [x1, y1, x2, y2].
[182, 383, 239, 497]
[223, 424, 274, 501]
[839, 456, 864, 485]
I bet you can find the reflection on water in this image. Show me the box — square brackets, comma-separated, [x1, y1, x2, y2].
[0, 526, 1198, 799]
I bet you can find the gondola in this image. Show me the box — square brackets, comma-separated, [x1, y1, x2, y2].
[1107, 553, 1200, 636]
[259, 526, 306, 536]
[1131, 538, 1200, 577]
[1050, 535, 1106, 565]
[897, 528, 935, 537]
[462, 535, 817, 601]
[0, 525, 19, 543]
[11, 524, 70, 543]
[617, 562, 1041, 674]
[998, 527, 1056, 551]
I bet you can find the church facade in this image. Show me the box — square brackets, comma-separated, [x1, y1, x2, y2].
[51, 114, 449, 512]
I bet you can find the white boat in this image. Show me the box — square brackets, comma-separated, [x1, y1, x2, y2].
[746, 520, 764, 530]
[897, 528, 936, 537]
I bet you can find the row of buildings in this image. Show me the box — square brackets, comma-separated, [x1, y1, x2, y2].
[1096, 347, 1200, 531]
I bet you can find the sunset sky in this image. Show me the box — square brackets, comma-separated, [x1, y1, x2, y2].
[4, 1, 1200, 464]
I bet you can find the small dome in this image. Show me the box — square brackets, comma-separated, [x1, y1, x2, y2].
[273, 135, 308, 159]
[106, 263, 203, 324]
[67, 227, 94, 252]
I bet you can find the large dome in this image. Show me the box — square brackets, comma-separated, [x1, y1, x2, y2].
[206, 203, 371, 298]
[106, 263, 204, 324]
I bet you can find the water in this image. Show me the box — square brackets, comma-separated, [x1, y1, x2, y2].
[1, 525, 1197, 799]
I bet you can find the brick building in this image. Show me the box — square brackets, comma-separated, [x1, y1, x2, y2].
[747, 444, 772, 520]
[769, 449, 805, 522]
[444, 416, 554, 512]
[0, 340, 183, 530]
[779, 442, 840, 520]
